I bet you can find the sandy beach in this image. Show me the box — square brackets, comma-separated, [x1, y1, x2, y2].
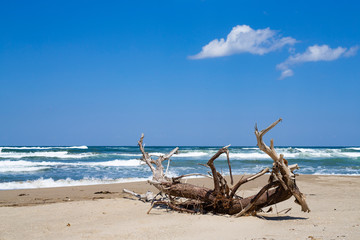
[2, 0, 359, 239]
[0, 175, 359, 240]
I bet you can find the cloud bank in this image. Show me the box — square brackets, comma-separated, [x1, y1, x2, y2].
[277, 45, 359, 79]
[189, 25, 296, 59]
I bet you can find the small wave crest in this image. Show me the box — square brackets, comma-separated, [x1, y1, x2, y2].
[120, 148, 360, 160]
[84, 159, 143, 167]
[0, 160, 56, 172]
[230, 152, 269, 160]
[116, 153, 142, 157]
[235, 148, 360, 160]
[0, 159, 144, 172]
[0, 166, 51, 173]
[172, 152, 209, 158]
[345, 147, 360, 151]
[0, 146, 88, 150]
[0, 177, 149, 190]
[0, 151, 94, 159]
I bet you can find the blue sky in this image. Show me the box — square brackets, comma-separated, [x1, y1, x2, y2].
[0, 0, 359, 146]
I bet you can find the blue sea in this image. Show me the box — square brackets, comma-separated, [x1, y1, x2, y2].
[0, 146, 359, 189]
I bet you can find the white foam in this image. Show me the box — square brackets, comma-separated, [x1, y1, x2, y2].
[295, 150, 360, 159]
[121, 151, 210, 158]
[117, 148, 360, 160]
[84, 159, 143, 167]
[168, 148, 360, 160]
[313, 168, 360, 175]
[148, 152, 165, 157]
[0, 151, 94, 159]
[0, 160, 59, 172]
[172, 152, 209, 158]
[0, 160, 56, 166]
[230, 152, 269, 160]
[346, 147, 360, 151]
[0, 166, 51, 173]
[117, 147, 360, 160]
[0, 159, 145, 172]
[230, 148, 360, 160]
[0, 177, 150, 190]
[116, 153, 142, 157]
[340, 152, 360, 158]
[204, 147, 360, 160]
[66, 146, 88, 149]
[0, 146, 88, 150]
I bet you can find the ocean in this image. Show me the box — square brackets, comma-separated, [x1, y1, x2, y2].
[0, 146, 359, 190]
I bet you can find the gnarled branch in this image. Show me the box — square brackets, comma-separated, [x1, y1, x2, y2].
[128, 119, 310, 216]
[255, 119, 310, 213]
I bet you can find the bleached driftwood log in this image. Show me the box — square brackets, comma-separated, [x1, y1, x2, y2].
[123, 189, 154, 202]
[123, 119, 310, 216]
[254, 118, 310, 213]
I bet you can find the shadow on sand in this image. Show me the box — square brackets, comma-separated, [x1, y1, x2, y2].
[256, 215, 308, 221]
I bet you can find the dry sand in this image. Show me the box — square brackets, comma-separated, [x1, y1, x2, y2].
[1, 175, 360, 240]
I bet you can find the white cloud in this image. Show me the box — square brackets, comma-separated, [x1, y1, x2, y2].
[279, 69, 294, 79]
[189, 25, 296, 59]
[277, 44, 358, 79]
[344, 46, 359, 57]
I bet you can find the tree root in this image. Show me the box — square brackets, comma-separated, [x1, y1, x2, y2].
[124, 119, 310, 216]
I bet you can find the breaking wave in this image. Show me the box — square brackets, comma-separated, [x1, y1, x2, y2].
[172, 151, 209, 158]
[0, 177, 149, 190]
[0, 146, 88, 150]
[0, 151, 95, 159]
[0, 159, 144, 172]
[144, 147, 360, 160]
[1, 146, 359, 190]
[346, 147, 360, 151]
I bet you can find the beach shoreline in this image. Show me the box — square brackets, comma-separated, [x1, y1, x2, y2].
[0, 174, 358, 207]
[1, 175, 360, 239]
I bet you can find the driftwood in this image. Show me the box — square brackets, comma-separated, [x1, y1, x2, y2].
[123, 189, 154, 202]
[123, 119, 310, 216]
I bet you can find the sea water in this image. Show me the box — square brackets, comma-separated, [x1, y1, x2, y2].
[0, 146, 359, 189]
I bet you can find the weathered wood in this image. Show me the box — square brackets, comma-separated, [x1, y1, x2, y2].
[230, 167, 270, 199]
[137, 133, 178, 182]
[123, 189, 154, 202]
[207, 145, 230, 195]
[172, 173, 212, 182]
[255, 119, 310, 213]
[235, 181, 280, 217]
[127, 119, 310, 216]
